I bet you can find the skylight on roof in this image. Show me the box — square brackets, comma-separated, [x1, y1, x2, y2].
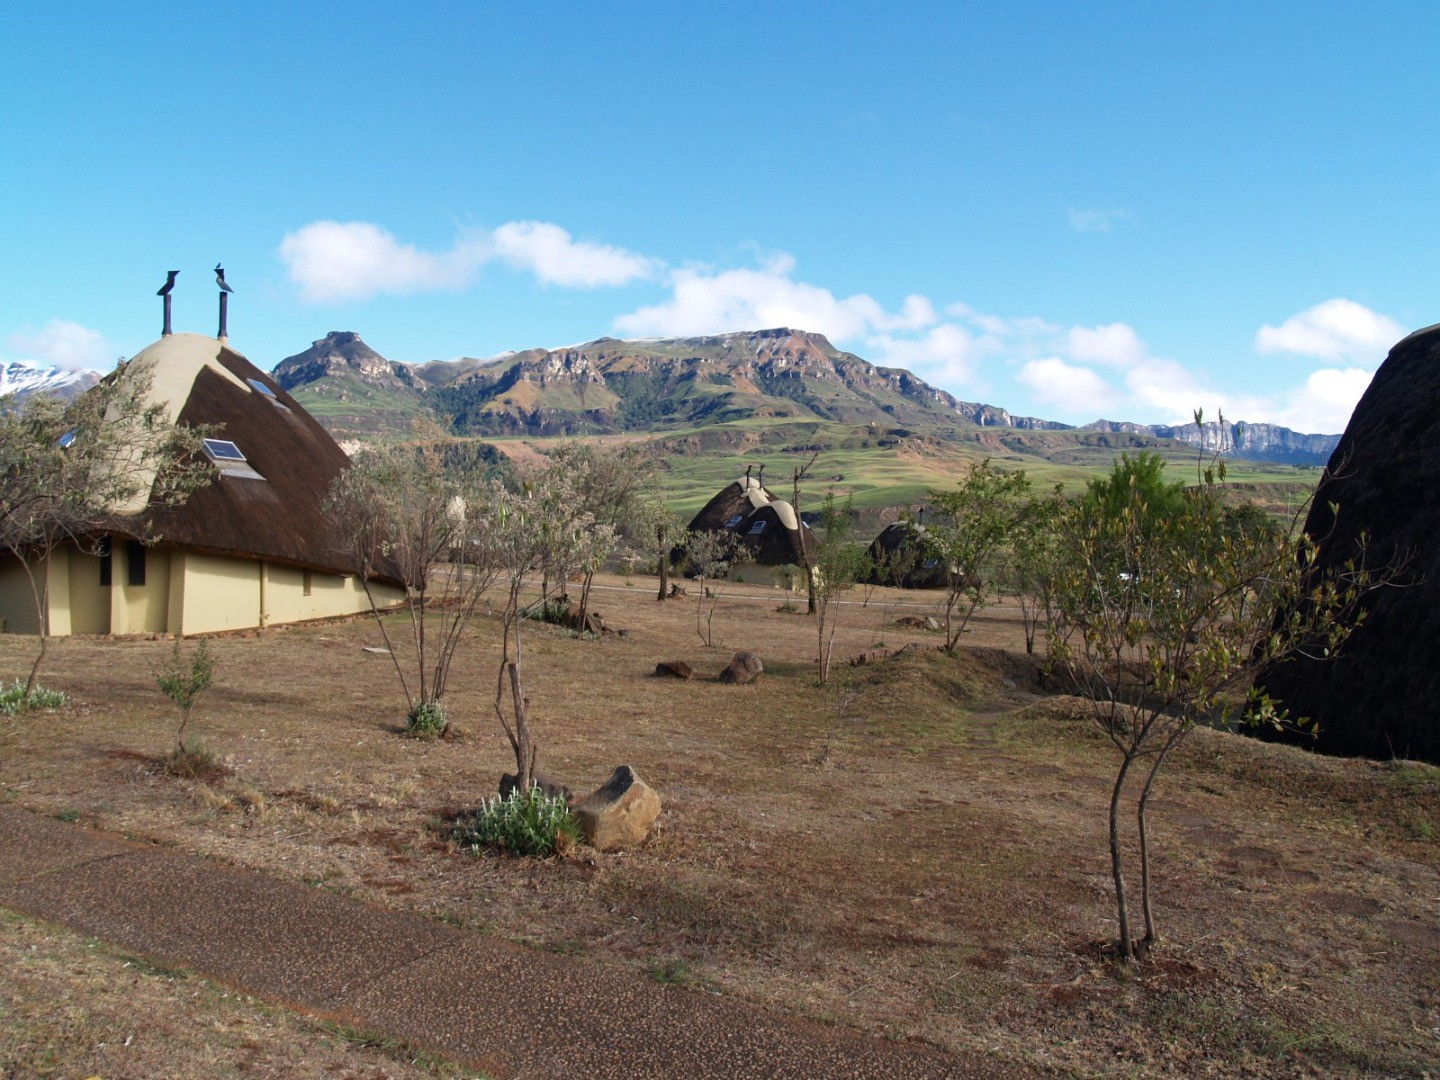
[203, 438, 247, 462]
[724, 514, 744, 529]
[748, 519, 767, 535]
[57, 430, 76, 449]
[247, 378, 277, 398]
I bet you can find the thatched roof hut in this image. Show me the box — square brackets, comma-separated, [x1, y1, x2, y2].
[1255, 322, 1440, 765]
[674, 469, 810, 577]
[866, 521, 947, 588]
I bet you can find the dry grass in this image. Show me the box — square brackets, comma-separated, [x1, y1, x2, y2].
[1, 574, 1437, 1078]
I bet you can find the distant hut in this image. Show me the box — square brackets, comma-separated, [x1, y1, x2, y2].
[674, 467, 810, 585]
[866, 521, 947, 588]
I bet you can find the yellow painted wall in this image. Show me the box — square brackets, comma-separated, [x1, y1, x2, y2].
[3, 543, 404, 637]
[0, 559, 41, 635]
[110, 545, 171, 634]
[66, 547, 112, 635]
[177, 553, 261, 634]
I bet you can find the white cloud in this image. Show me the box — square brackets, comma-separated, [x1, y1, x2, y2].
[1065, 322, 1149, 367]
[1255, 298, 1403, 362]
[1066, 206, 1133, 234]
[278, 221, 484, 303]
[279, 219, 657, 303]
[1267, 367, 1373, 434]
[491, 221, 659, 288]
[1017, 357, 1118, 414]
[869, 324, 984, 386]
[614, 252, 923, 342]
[4, 319, 113, 370]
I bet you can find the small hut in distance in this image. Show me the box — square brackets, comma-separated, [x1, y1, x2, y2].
[866, 519, 947, 589]
[676, 465, 810, 586]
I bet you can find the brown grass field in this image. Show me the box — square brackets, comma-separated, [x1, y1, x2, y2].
[2, 575, 1438, 1078]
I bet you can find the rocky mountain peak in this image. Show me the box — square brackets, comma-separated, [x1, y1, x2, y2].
[273, 331, 417, 392]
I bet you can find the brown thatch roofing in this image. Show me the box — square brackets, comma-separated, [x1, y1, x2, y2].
[866, 522, 947, 588]
[1255, 322, 1440, 765]
[686, 475, 774, 534]
[734, 501, 809, 567]
[116, 334, 391, 582]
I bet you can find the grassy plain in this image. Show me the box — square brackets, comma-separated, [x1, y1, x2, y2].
[486, 417, 1322, 525]
[1, 577, 1435, 1078]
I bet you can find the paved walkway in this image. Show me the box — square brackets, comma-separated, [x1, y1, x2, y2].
[0, 805, 1021, 1079]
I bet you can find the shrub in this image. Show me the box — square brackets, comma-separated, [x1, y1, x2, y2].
[152, 639, 215, 751]
[165, 736, 225, 780]
[0, 678, 67, 715]
[453, 786, 580, 857]
[406, 700, 448, 738]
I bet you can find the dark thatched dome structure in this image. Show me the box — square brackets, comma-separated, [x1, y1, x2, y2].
[1255, 322, 1440, 765]
[865, 522, 947, 588]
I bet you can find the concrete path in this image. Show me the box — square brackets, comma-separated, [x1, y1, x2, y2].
[0, 805, 1021, 1079]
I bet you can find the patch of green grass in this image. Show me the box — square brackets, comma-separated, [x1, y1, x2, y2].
[0, 679, 68, 715]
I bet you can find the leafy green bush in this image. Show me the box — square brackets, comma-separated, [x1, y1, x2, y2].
[406, 700, 448, 738]
[0, 679, 67, 715]
[453, 786, 580, 857]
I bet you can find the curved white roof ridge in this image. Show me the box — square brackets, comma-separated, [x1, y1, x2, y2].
[768, 498, 799, 531]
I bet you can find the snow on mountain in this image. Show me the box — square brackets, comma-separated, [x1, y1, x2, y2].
[0, 361, 102, 400]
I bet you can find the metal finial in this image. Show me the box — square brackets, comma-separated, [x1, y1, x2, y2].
[157, 270, 178, 336]
[214, 263, 234, 294]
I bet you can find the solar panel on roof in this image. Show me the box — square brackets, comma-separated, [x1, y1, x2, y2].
[247, 378, 277, 398]
[57, 430, 77, 449]
[203, 438, 247, 462]
[724, 514, 743, 528]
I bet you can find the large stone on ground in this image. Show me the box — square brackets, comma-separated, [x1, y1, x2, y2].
[1256, 322, 1440, 765]
[499, 772, 572, 802]
[718, 651, 763, 684]
[572, 765, 660, 851]
[654, 660, 693, 679]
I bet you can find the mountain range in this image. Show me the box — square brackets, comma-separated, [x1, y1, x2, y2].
[0, 361, 101, 401]
[269, 328, 1340, 465]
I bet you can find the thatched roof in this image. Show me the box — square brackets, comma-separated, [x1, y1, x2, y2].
[686, 474, 774, 534]
[866, 522, 947, 588]
[734, 499, 809, 567]
[676, 472, 810, 570]
[1255, 322, 1440, 764]
[114, 333, 391, 582]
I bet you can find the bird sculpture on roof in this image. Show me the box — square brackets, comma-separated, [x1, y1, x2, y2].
[156, 270, 179, 296]
[214, 264, 234, 294]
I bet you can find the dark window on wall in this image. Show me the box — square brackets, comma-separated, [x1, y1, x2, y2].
[302, 570, 313, 597]
[126, 541, 147, 587]
[98, 537, 112, 586]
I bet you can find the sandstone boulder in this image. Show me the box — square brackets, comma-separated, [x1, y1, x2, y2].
[654, 660, 693, 680]
[572, 765, 660, 851]
[718, 651, 763, 684]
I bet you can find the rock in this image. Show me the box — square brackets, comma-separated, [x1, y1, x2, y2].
[668, 583, 687, 598]
[718, 651, 763, 684]
[572, 765, 660, 851]
[924, 616, 941, 632]
[499, 772, 573, 803]
[893, 615, 926, 628]
[654, 660, 693, 680]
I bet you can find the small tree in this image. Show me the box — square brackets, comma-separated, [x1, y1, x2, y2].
[1000, 488, 1066, 655]
[1045, 461, 1384, 961]
[326, 426, 500, 734]
[487, 470, 604, 792]
[925, 460, 1032, 653]
[153, 638, 215, 755]
[684, 529, 737, 647]
[811, 492, 869, 685]
[0, 364, 211, 692]
[545, 442, 660, 629]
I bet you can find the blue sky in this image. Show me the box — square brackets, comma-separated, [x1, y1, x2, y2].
[3, 3, 1435, 434]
